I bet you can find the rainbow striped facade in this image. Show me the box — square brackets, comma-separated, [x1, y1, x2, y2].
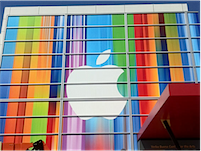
[0, 11, 200, 150]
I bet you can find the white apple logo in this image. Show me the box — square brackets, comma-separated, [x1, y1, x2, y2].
[66, 49, 127, 120]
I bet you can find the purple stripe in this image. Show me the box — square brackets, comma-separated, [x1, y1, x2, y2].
[63, 15, 85, 150]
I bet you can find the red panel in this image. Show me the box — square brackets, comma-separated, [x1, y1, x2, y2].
[137, 83, 200, 140]
[46, 102, 56, 150]
[2, 143, 14, 150]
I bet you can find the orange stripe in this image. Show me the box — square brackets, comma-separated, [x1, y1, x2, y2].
[3, 102, 18, 143]
[138, 14, 160, 126]
[22, 102, 33, 143]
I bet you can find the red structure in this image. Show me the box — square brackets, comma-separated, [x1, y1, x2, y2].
[137, 83, 200, 150]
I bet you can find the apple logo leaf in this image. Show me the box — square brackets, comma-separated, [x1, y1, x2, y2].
[96, 49, 111, 65]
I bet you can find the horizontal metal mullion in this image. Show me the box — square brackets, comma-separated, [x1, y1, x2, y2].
[189, 23, 200, 25]
[129, 65, 194, 69]
[128, 37, 188, 40]
[67, 24, 189, 27]
[0, 68, 62, 71]
[130, 97, 159, 100]
[65, 52, 126, 55]
[65, 67, 127, 70]
[64, 115, 130, 118]
[63, 114, 149, 118]
[128, 23, 186, 27]
[0, 115, 59, 119]
[7, 26, 64, 29]
[0, 97, 159, 102]
[1, 51, 199, 56]
[62, 132, 131, 135]
[130, 81, 195, 84]
[66, 38, 125, 41]
[4, 39, 63, 42]
[0, 83, 61, 86]
[65, 82, 127, 85]
[128, 51, 192, 54]
[0, 114, 149, 119]
[0, 133, 58, 136]
[2, 53, 63, 56]
[191, 37, 200, 39]
[0, 98, 60, 102]
[186, 11, 199, 13]
[63, 97, 159, 101]
[64, 98, 128, 101]
[1, 81, 195, 86]
[67, 25, 125, 28]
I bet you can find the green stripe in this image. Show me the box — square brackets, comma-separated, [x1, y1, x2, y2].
[127, 15, 137, 83]
[112, 15, 128, 97]
[164, 13, 178, 37]
[30, 16, 48, 143]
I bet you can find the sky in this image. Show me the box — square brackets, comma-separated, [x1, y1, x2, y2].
[0, 0, 200, 32]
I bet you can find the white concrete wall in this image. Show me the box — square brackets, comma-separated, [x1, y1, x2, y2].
[3, 3, 188, 16]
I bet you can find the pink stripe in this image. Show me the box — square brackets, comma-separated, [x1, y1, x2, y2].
[63, 15, 85, 150]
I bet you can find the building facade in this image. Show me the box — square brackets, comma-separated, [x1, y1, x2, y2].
[0, 4, 200, 150]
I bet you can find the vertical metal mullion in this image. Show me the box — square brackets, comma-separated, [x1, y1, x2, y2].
[58, 14, 67, 150]
[69, 16, 73, 73]
[83, 15, 86, 65]
[184, 12, 198, 83]
[0, 15, 9, 67]
[124, 13, 134, 150]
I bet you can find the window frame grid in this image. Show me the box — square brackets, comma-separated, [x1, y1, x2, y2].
[0, 11, 199, 150]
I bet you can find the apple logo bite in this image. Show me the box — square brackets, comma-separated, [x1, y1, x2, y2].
[66, 49, 127, 120]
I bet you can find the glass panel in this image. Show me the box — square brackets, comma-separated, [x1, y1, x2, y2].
[65, 54, 127, 68]
[65, 68, 127, 83]
[131, 67, 194, 82]
[67, 27, 125, 40]
[0, 102, 60, 116]
[64, 84, 128, 98]
[5, 28, 64, 40]
[127, 13, 185, 24]
[0, 70, 61, 83]
[196, 67, 200, 81]
[3, 42, 63, 54]
[192, 39, 200, 51]
[0, 85, 61, 98]
[61, 134, 131, 150]
[67, 14, 124, 26]
[66, 40, 126, 53]
[128, 39, 190, 52]
[63, 100, 129, 116]
[67, 15, 84, 26]
[194, 53, 200, 66]
[7, 16, 64, 27]
[188, 13, 199, 24]
[85, 14, 124, 26]
[132, 100, 156, 128]
[1, 135, 58, 150]
[1, 56, 62, 68]
[129, 53, 192, 66]
[128, 26, 187, 38]
[131, 83, 161, 97]
[85, 27, 125, 39]
[190, 25, 200, 37]
[0, 117, 59, 133]
[62, 116, 130, 133]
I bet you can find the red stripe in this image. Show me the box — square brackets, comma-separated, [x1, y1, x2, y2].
[46, 102, 56, 150]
